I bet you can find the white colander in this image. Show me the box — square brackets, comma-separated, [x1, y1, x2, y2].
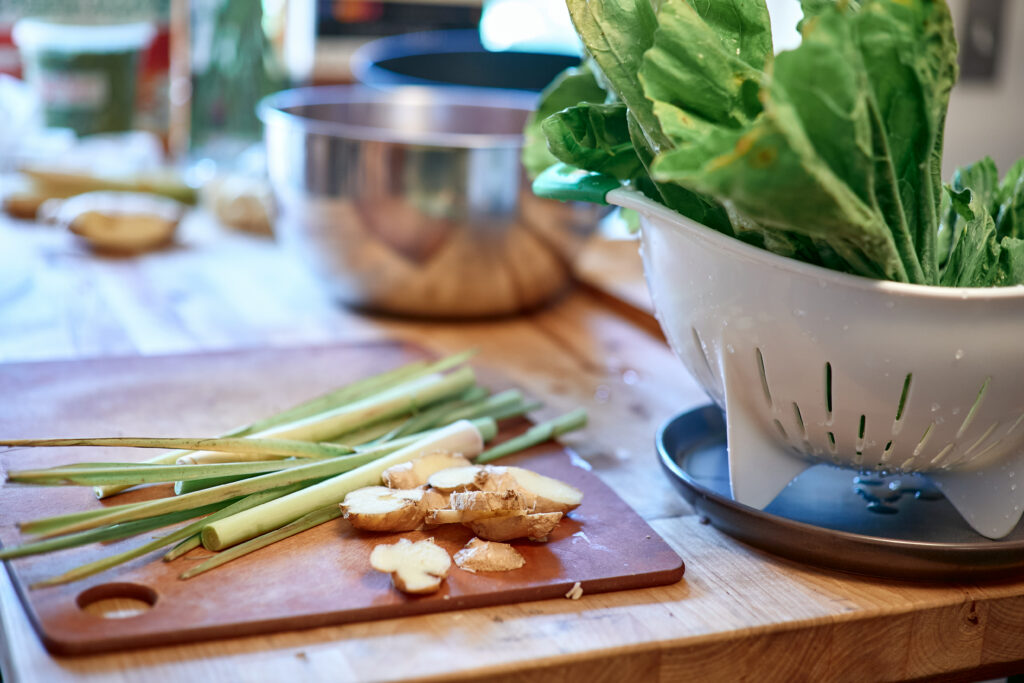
[604, 188, 1024, 539]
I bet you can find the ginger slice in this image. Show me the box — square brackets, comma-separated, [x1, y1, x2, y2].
[449, 489, 529, 521]
[369, 537, 452, 594]
[341, 486, 426, 532]
[382, 451, 472, 489]
[466, 512, 563, 542]
[427, 465, 583, 513]
[454, 538, 525, 572]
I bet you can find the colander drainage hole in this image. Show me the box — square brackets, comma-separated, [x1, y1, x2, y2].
[77, 582, 157, 619]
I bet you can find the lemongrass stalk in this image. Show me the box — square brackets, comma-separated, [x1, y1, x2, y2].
[178, 367, 476, 465]
[92, 350, 475, 498]
[484, 400, 544, 422]
[6, 458, 319, 487]
[180, 505, 342, 580]
[201, 419, 492, 551]
[30, 483, 307, 588]
[163, 534, 202, 562]
[3, 436, 357, 461]
[371, 386, 495, 443]
[474, 408, 588, 464]
[15, 418, 497, 541]
[170, 416, 498, 496]
[0, 501, 228, 560]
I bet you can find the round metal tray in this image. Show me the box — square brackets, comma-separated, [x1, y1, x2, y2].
[657, 405, 1024, 581]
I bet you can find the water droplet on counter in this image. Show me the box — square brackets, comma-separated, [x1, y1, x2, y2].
[794, 309, 807, 317]
[726, 344, 736, 354]
[931, 403, 941, 412]
[954, 349, 965, 360]
[622, 369, 639, 385]
[594, 385, 611, 403]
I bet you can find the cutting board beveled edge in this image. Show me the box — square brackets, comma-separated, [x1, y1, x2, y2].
[0, 340, 685, 656]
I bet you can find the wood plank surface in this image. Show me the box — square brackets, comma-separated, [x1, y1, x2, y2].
[2, 211, 1024, 681]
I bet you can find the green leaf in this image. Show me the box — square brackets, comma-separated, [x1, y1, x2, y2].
[521, 61, 608, 179]
[940, 186, 1001, 287]
[995, 159, 1024, 239]
[640, 0, 770, 128]
[565, 0, 666, 150]
[541, 102, 645, 180]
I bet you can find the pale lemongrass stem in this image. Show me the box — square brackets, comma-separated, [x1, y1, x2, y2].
[176, 367, 476, 464]
[22, 446, 391, 540]
[92, 350, 474, 498]
[31, 483, 307, 588]
[7, 458, 320, 487]
[171, 417, 498, 494]
[180, 505, 342, 579]
[201, 419, 491, 551]
[3, 436, 354, 460]
[163, 534, 202, 562]
[475, 408, 588, 464]
[0, 502, 227, 560]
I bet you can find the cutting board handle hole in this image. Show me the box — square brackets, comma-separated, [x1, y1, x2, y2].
[76, 582, 158, 619]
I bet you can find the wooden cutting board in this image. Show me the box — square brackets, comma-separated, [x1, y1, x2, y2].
[0, 341, 684, 656]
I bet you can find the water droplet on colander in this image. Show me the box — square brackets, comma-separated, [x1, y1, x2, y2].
[1011, 471, 1016, 478]
[1012, 484, 1018, 492]
[885, 301, 895, 309]
[793, 309, 807, 317]
[726, 344, 736, 354]
[818, 280, 828, 288]
[594, 385, 611, 403]
[842, 324, 849, 331]
[622, 369, 639, 385]
[954, 349, 965, 360]
[931, 403, 941, 412]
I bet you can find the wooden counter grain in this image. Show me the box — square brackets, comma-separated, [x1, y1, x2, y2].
[1, 210, 1022, 682]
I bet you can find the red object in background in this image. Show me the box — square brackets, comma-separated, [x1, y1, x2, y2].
[0, 23, 20, 77]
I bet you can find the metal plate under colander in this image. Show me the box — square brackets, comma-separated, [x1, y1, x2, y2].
[657, 405, 1024, 581]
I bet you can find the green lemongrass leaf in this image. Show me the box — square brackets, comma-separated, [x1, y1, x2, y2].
[179, 367, 477, 465]
[0, 501, 228, 560]
[2, 436, 356, 462]
[30, 483, 308, 588]
[180, 505, 342, 580]
[7, 458, 318, 487]
[475, 408, 588, 464]
[21, 445, 398, 539]
[375, 385, 494, 442]
[163, 534, 202, 562]
[94, 350, 476, 498]
[172, 420, 496, 496]
[201, 420, 489, 551]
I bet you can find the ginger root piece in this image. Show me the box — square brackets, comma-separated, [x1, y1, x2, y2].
[427, 465, 583, 513]
[369, 537, 451, 594]
[382, 451, 472, 489]
[341, 486, 426, 532]
[454, 538, 525, 572]
[466, 512, 563, 542]
[54, 192, 184, 253]
[449, 489, 529, 521]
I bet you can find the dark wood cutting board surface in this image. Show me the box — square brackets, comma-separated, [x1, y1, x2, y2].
[0, 341, 684, 656]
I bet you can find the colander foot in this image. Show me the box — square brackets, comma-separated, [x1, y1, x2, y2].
[928, 452, 1024, 539]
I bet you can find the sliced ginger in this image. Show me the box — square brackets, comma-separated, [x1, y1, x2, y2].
[340, 486, 427, 532]
[426, 465, 583, 513]
[382, 451, 472, 489]
[369, 537, 451, 594]
[466, 512, 564, 542]
[454, 538, 525, 572]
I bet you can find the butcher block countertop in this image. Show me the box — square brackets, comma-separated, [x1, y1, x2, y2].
[2, 211, 1024, 683]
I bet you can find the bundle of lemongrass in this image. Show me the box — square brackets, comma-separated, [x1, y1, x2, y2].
[0, 351, 587, 588]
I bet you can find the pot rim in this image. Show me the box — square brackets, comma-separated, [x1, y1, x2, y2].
[259, 85, 537, 150]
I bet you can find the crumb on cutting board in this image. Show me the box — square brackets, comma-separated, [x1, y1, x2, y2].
[565, 582, 583, 600]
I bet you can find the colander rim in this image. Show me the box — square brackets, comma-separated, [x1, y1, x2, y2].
[612, 190, 1024, 301]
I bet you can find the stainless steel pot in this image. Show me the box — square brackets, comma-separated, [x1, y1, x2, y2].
[259, 86, 603, 317]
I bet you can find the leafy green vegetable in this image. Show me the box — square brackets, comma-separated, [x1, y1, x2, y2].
[529, 0, 1024, 287]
